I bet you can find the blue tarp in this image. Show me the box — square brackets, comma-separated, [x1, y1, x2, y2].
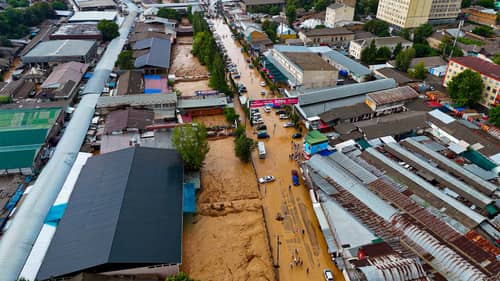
[4, 185, 23, 211]
[144, 75, 161, 80]
[319, 150, 334, 156]
[83, 72, 93, 79]
[44, 203, 67, 226]
[183, 183, 196, 213]
[108, 81, 116, 88]
[144, 89, 162, 94]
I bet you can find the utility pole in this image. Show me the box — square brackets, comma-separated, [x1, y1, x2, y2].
[275, 235, 282, 268]
[450, 13, 466, 59]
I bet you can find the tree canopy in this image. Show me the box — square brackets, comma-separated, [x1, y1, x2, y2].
[355, 0, 379, 17]
[492, 53, 500, 65]
[314, 0, 330, 11]
[447, 69, 484, 107]
[51, 0, 68, 10]
[361, 41, 391, 64]
[408, 62, 427, 80]
[475, 0, 495, 8]
[395, 47, 415, 72]
[488, 106, 500, 127]
[223, 108, 239, 124]
[234, 134, 255, 162]
[157, 7, 181, 20]
[97, 20, 119, 41]
[363, 19, 389, 37]
[172, 123, 210, 170]
[262, 20, 278, 42]
[439, 36, 463, 58]
[413, 23, 433, 44]
[0, 2, 55, 38]
[472, 26, 494, 37]
[116, 50, 134, 69]
[286, 4, 297, 26]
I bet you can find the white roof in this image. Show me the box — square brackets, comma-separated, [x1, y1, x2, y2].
[490, 152, 500, 165]
[69, 11, 117, 22]
[321, 198, 377, 248]
[428, 109, 455, 124]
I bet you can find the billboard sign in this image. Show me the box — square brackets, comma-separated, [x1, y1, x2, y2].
[249, 97, 299, 108]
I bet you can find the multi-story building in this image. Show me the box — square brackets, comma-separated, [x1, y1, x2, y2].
[377, 0, 460, 28]
[376, 0, 433, 28]
[443, 56, 500, 108]
[298, 27, 354, 49]
[266, 47, 338, 89]
[349, 37, 413, 60]
[462, 6, 497, 27]
[325, 3, 355, 27]
[429, 0, 461, 23]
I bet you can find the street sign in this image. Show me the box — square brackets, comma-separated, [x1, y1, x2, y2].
[249, 97, 299, 108]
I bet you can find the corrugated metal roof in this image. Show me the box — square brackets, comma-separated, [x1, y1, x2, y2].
[133, 38, 171, 69]
[177, 97, 228, 109]
[385, 142, 493, 207]
[365, 147, 486, 225]
[37, 147, 184, 280]
[404, 138, 498, 195]
[321, 50, 371, 76]
[329, 152, 377, 184]
[297, 78, 396, 106]
[308, 154, 398, 220]
[97, 94, 177, 108]
[464, 164, 497, 181]
[428, 109, 455, 124]
[22, 40, 96, 58]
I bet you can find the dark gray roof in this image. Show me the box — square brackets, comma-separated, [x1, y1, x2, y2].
[133, 38, 171, 69]
[37, 147, 184, 280]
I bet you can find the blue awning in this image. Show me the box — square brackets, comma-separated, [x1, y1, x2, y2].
[183, 183, 196, 213]
[44, 203, 67, 226]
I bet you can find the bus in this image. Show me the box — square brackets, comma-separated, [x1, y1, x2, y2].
[258, 142, 266, 159]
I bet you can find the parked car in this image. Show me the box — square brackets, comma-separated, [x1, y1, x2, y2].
[291, 170, 299, 186]
[257, 124, 267, 130]
[264, 106, 271, 113]
[292, 133, 302, 139]
[232, 74, 241, 79]
[323, 269, 334, 281]
[279, 114, 289, 120]
[258, 175, 275, 184]
[283, 122, 295, 128]
[260, 90, 266, 96]
[257, 131, 269, 138]
[249, 64, 254, 69]
[254, 119, 264, 125]
[260, 81, 266, 87]
[276, 110, 286, 115]
[246, 58, 251, 63]
[252, 112, 262, 118]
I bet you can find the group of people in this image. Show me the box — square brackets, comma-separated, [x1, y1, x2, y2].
[289, 141, 302, 162]
[289, 248, 309, 274]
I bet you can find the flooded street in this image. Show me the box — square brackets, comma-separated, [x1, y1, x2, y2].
[181, 139, 275, 281]
[211, 18, 345, 281]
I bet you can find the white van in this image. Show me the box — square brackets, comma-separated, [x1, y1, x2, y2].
[258, 141, 266, 159]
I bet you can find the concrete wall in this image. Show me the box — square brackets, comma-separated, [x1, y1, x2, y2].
[376, 0, 432, 28]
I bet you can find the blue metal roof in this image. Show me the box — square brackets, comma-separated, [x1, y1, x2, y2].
[321, 50, 371, 76]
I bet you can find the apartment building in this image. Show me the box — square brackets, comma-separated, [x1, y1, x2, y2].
[462, 6, 498, 27]
[443, 56, 500, 108]
[325, 3, 354, 27]
[429, 0, 461, 23]
[376, 0, 433, 28]
[298, 27, 355, 48]
[377, 0, 460, 28]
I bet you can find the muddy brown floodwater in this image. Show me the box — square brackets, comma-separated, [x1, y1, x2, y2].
[170, 41, 212, 95]
[181, 139, 275, 281]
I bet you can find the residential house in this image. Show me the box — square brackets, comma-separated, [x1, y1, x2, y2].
[298, 27, 354, 49]
[40, 62, 89, 100]
[325, 3, 354, 27]
[349, 37, 413, 60]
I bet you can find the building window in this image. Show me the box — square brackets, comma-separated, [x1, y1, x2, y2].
[487, 86, 491, 91]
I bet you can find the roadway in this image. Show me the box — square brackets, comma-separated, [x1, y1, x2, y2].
[0, 2, 138, 280]
[210, 16, 345, 281]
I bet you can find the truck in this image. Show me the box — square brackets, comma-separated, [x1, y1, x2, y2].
[258, 142, 266, 159]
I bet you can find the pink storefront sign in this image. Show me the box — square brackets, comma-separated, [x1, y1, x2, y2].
[249, 97, 299, 108]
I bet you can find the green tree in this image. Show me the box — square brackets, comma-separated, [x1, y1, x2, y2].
[51, 0, 67, 10]
[355, 0, 379, 16]
[116, 51, 134, 69]
[0, 36, 11, 46]
[395, 47, 415, 72]
[209, 54, 229, 92]
[223, 107, 240, 124]
[409, 62, 427, 80]
[461, 0, 471, 8]
[234, 135, 255, 162]
[262, 20, 278, 42]
[472, 26, 494, 37]
[172, 123, 209, 170]
[413, 43, 436, 57]
[0, 95, 12, 104]
[413, 23, 433, 44]
[376, 46, 391, 62]
[475, 0, 494, 8]
[488, 106, 500, 127]
[157, 7, 180, 20]
[399, 28, 411, 40]
[314, 0, 330, 11]
[447, 69, 484, 107]
[492, 53, 500, 65]
[393, 42, 403, 57]
[97, 20, 119, 41]
[7, 0, 28, 7]
[234, 125, 245, 138]
[165, 272, 199, 281]
[439, 36, 464, 58]
[363, 19, 389, 37]
[286, 4, 297, 26]
[361, 40, 377, 64]
[269, 5, 280, 15]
